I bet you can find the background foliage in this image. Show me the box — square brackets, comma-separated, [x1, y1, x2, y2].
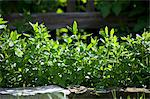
[95, 0, 149, 32]
[0, 0, 149, 33]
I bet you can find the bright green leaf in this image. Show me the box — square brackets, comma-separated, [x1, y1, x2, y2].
[105, 26, 108, 36]
[87, 43, 93, 50]
[23, 33, 31, 37]
[59, 28, 68, 33]
[81, 0, 87, 3]
[73, 21, 78, 35]
[15, 48, 23, 57]
[56, 8, 64, 14]
[110, 28, 114, 37]
[10, 31, 17, 41]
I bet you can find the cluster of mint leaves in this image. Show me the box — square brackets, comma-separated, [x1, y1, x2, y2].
[0, 17, 149, 88]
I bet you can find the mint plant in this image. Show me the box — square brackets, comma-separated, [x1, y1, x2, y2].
[0, 17, 149, 89]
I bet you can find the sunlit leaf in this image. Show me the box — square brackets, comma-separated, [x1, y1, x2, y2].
[56, 8, 64, 14]
[15, 48, 23, 57]
[87, 43, 93, 50]
[0, 25, 6, 29]
[73, 21, 78, 35]
[105, 26, 108, 36]
[110, 28, 114, 37]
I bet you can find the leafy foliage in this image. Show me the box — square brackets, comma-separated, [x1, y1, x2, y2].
[0, 17, 149, 89]
[0, 0, 67, 14]
[95, 0, 149, 32]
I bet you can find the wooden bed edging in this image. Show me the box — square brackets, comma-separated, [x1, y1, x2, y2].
[4, 12, 135, 30]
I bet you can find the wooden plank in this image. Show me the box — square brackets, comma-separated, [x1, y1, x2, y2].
[67, 0, 76, 12]
[4, 12, 135, 30]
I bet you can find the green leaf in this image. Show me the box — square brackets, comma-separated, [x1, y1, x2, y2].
[99, 29, 105, 37]
[81, 0, 87, 3]
[133, 17, 147, 32]
[112, 2, 122, 16]
[73, 21, 78, 35]
[10, 31, 21, 41]
[121, 37, 127, 40]
[127, 95, 131, 99]
[105, 26, 108, 36]
[15, 48, 23, 57]
[59, 28, 68, 33]
[29, 22, 39, 32]
[87, 43, 93, 50]
[81, 33, 92, 40]
[99, 2, 112, 17]
[110, 28, 114, 37]
[18, 68, 22, 72]
[23, 33, 31, 37]
[10, 31, 17, 41]
[0, 18, 7, 24]
[9, 41, 14, 47]
[0, 25, 6, 29]
[56, 8, 64, 14]
[67, 37, 72, 44]
[91, 37, 97, 44]
[58, 0, 67, 3]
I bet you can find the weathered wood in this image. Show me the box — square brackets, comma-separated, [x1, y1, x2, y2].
[67, 0, 76, 12]
[4, 12, 135, 30]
